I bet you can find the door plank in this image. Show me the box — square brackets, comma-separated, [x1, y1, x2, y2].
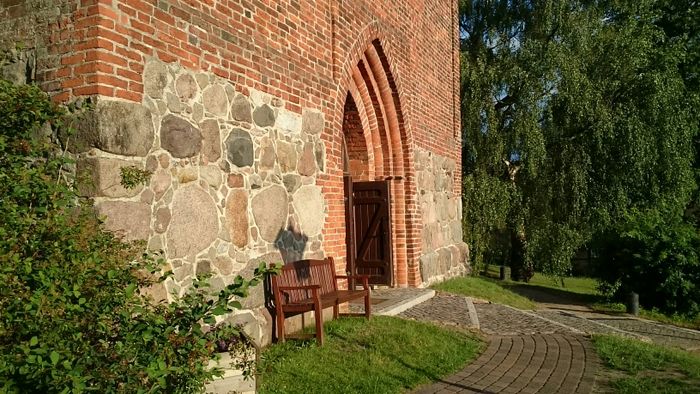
[351, 180, 393, 285]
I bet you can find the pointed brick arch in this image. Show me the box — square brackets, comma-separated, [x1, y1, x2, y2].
[326, 32, 420, 287]
[348, 82, 382, 178]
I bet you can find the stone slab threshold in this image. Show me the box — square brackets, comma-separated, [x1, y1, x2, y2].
[348, 287, 437, 316]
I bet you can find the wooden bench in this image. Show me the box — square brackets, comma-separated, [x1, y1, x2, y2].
[271, 257, 371, 346]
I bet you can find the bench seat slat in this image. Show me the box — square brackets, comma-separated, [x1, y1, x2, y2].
[283, 290, 369, 308]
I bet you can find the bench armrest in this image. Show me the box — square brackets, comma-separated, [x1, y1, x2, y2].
[335, 275, 370, 289]
[275, 285, 322, 306]
[335, 275, 370, 280]
[276, 284, 321, 291]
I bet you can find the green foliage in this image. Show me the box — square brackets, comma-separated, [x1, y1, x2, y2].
[258, 316, 485, 394]
[460, 0, 698, 277]
[0, 78, 274, 393]
[593, 209, 700, 316]
[120, 166, 152, 190]
[655, 0, 700, 93]
[462, 172, 515, 270]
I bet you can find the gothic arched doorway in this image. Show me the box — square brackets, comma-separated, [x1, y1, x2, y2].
[340, 40, 412, 287]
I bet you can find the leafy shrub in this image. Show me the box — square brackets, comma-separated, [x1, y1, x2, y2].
[593, 208, 700, 317]
[0, 79, 272, 393]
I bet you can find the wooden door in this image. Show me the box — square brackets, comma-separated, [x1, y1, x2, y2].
[343, 175, 356, 281]
[348, 180, 393, 286]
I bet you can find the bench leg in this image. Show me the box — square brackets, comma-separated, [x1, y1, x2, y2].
[314, 301, 324, 346]
[364, 294, 371, 320]
[333, 303, 339, 319]
[276, 310, 286, 343]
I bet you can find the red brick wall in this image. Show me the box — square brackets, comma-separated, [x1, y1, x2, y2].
[3, 0, 462, 287]
[342, 95, 370, 181]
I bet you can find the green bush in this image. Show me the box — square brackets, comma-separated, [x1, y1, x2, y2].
[593, 208, 700, 317]
[0, 79, 272, 393]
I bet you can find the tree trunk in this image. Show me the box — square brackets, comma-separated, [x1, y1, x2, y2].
[509, 229, 533, 282]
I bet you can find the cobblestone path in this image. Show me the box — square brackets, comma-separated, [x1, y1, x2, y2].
[401, 289, 700, 393]
[399, 293, 477, 329]
[535, 310, 700, 352]
[535, 311, 641, 338]
[414, 334, 597, 394]
[476, 304, 575, 335]
[511, 284, 700, 352]
[588, 316, 700, 351]
[403, 293, 599, 394]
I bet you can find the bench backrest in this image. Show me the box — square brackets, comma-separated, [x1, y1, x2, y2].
[272, 257, 338, 304]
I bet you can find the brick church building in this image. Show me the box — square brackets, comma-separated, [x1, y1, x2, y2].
[1, 0, 466, 345]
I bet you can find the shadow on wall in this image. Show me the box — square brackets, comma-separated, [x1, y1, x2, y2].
[274, 225, 309, 264]
[263, 225, 310, 342]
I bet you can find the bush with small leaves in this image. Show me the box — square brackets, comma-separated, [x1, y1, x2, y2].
[0, 78, 276, 393]
[593, 208, 700, 317]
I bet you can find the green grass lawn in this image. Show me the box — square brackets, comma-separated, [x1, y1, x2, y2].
[593, 334, 700, 393]
[431, 265, 599, 310]
[431, 275, 536, 309]
[523, 272, 599, 295]
[257, 316, 485, 394]
[481, 265, 599, 295]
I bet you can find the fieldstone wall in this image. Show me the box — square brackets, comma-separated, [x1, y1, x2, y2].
[415, 148, 469, 285]
[73, 59, 328, 347]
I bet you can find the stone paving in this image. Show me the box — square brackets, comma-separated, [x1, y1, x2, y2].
[414, 334, 597, 394]
[515, 284, 700, 352]
[475, 303, 576, 336]
[397, 287, 700, 393]
[348, 287, 436, 316]
[587, 316, 700, 351]
[536, 309, 700, 352]
[399, 293, 477, 329]
[535, 311, 642, 338]
[401, 292, 599, 394]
